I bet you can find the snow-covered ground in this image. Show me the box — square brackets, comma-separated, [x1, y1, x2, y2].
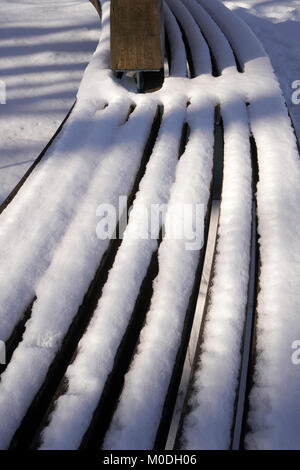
[222, 0, 300, 140]
[0, 0, 100, 203]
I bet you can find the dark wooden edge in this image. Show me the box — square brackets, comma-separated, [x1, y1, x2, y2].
[89, 0, 102, 19]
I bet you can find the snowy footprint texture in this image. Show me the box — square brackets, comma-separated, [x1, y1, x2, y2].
[0, 0, 299, 451]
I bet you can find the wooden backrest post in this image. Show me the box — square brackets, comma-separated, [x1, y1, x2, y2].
[110, 0, 164, 74]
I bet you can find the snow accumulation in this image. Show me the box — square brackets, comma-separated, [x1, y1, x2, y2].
[40, 95, 189, 451]
[180, 98, 252, 450]
[0, 0, 299, 451]
[103, 94, 215, 450]
[166, 0, 212, 76]
[0, 0, 100, 203]
[223, 0, 300, 141]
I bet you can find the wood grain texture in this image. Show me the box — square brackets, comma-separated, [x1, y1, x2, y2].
[110, 0, 164, 71]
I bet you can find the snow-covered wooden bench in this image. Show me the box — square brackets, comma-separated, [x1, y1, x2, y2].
[0, 0, 299, 452]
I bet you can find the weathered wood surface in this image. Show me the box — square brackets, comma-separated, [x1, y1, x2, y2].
[110, 0, 164, 71]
